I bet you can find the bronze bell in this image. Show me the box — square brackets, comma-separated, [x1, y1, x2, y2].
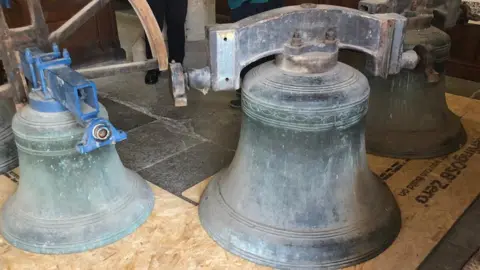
[0, 99, 18, 173]
[199, 42, 402, 269]
[0, 46, 154, 254]
[359, 8, 467, 158]
[1, 103, 154, 254]
[170, 6, 411, 268]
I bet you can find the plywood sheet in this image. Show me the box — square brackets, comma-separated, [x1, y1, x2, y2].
[0, 177, 266, 270]
[446, 93, 474, 117]
[182, 176, 212, 205]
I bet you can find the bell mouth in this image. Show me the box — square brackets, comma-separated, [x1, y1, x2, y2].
[199, 169, 401, 269]
[0, 169, 154, 254]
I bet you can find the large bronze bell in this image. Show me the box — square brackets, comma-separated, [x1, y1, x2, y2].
[199, 59, 401, 268]
[1, 104, 154, 254]
[359, 3, 467, 159]
[0, 46, 154, 254]
[0, 99, 18, 173]
[169, 6, 412, 268]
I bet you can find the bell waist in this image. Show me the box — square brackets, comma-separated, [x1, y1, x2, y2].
[241, 94, 369, 132]
[12, 121, 83, 156]
[13, 135, 82, 156]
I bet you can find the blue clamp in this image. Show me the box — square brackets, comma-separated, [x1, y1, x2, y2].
[0, 0, 11, 8]
[20, 44, 127, 154]
[77, 118, 127, 154]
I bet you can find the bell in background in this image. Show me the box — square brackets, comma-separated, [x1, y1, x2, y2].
[198, 34, 401, 268]
[0, 99, 18, 173]
[0, 45, 154, 254]
[357, 9, 467, 158]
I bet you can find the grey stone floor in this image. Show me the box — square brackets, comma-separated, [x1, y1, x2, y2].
[89, 8, 480, 269]
[94, 71, 239, 200]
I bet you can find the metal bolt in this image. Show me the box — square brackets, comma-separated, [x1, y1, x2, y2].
[291, 31, 303, 47]
[97, 128, 107, 138]
[78, 88, 86, 100]
[325, 29, 337, 41]
[92, 124, 111, 141]
[62, 49, 70, 59]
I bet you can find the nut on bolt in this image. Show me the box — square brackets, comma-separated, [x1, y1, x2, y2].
[325, 28, 337, 41]
[291, 31, 303, 47]
[92, 124, 111, 141]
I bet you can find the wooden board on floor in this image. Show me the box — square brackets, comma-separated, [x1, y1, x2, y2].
[0, 174, 266, 269]
[0, 93, 479, 270]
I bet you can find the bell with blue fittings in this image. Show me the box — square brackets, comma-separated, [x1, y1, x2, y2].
[0, 44, 154, 254]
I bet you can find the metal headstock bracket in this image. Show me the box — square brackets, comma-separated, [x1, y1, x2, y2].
[170, 4, 417, 106]
[20, 44, 127, 154]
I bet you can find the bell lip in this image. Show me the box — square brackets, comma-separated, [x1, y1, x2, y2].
[366, 122, 467, 160]
[202, 224, 399, 269]
[199, 170, 402, 269]
[0, 169, 155, 254]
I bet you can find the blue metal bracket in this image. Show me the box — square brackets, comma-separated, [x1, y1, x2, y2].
[20, 44, 127, 154]
[77, 118, 126, 154]
[0, 0, 11, 8]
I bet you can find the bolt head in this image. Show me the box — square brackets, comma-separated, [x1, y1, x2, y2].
[93, 124, 111, 141]
[325, 29, 337, 41]
[291, 31, 303, 47]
